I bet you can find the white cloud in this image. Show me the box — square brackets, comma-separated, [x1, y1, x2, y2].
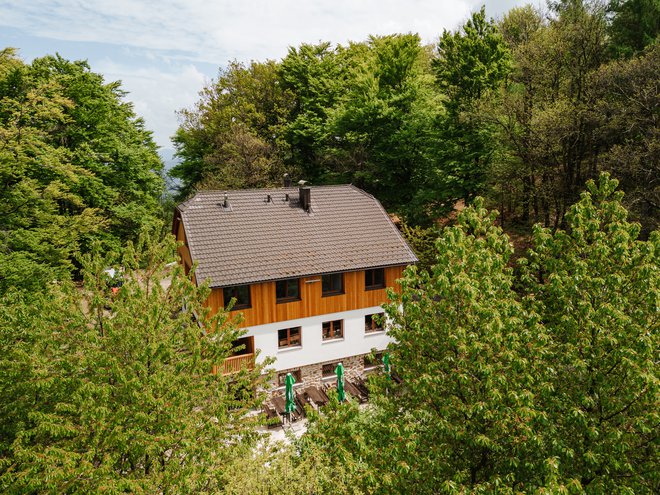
[0, 0, 529, 148]
[94, 59, 207, 148]
[0, 0, 479, 64]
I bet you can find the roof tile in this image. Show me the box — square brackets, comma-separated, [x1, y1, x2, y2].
[177, 185, 417, 287]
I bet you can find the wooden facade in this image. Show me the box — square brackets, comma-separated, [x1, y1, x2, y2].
[173, 209, 405, 329]
[174, 215, 195, 282]
[206, 266, 405, 328]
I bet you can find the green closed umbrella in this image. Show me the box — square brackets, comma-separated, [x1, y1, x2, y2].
[383, 352, 391, 380]
[335, 362, 346, 402]
[285, 372, 296, 415]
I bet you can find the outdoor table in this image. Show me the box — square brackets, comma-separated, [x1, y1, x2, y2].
[345, 380, 367, 402]
[304, 386, 330, 406]
[271, 396, 286, 415]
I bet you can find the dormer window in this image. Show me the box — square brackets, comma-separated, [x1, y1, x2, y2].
[276, 278, 300, 303]
[223, 285, 251, 310]
[365, 268, 385, 290]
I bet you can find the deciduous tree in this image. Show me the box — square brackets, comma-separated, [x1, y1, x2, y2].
[607, 0, 660, 58]
[0, 50, 164, 293]
[0, 231, 267, 493]
[429, 7, 511, 220]
[172, 60, 294, 199]
[521, 174, 659, 492]
[292, 176, 658, 494]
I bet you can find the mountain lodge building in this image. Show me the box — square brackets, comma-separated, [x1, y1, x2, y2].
[172, 183, 417, 390]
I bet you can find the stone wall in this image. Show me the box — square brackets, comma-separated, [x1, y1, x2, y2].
[270, 352, 378, 399]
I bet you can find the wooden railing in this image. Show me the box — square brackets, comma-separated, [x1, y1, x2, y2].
[221, 353, 255, 376]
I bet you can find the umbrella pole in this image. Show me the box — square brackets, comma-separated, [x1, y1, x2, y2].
[383, 352, 391, 395]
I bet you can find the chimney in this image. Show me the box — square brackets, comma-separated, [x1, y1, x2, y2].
[283, 173, 292, 188]
[298, 180, 311, 212]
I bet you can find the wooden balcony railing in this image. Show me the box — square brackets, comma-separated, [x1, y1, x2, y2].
[221, 353, 255, 376]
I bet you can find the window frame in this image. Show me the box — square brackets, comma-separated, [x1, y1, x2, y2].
[322, 319, 344, 341]
[278, 326, 302, 349]
[364, 268, 385, 291]
[364, 352, 384, 370]
[321, 273, 344, 297]
[277, 369, 302, 387]
[365, 312, 385, 333]
[223, 284, 251, 310]
[322, 362, 339, 378]
[275, 278, 301, 303]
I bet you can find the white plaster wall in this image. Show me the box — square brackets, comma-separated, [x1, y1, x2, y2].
[243, 306, 391, 371]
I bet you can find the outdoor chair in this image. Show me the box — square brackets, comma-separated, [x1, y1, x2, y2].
[262, 404, 282, 429]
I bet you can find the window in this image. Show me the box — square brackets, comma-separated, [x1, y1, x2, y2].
[230, 337, 253, 356]
[322, 319, 343, 340]
[322, 273, 344, 297]
[223, 285, 251, 309]
[365, 268, 385, 290]
[322, 362, 339, 378]
[277, 369, 301, 387]
[364, 352, 384, 369]
[278, 327, 302, 348]
[276, 278, 300, 303]
[365, 313, 385, 333]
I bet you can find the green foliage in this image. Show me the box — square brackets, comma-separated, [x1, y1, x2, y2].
[520, 174, 659, 492]
[399, 221, 439, 273]
[170, 1, 658, 236]
[422, 7, 511, 221]
[433, 6, 511, 105]
[0, 49, 100, 292]
[277, 199, 550, 494]
[491, 0, 611, 227]
[219, 402, 369, 494]
[2, 27, 657, 488]
[292, 176, 658, 493]
[590, 43, 660, 235]
[0, 231, 268, 493]
[0, 49, 164, 294]
[171, 26, 507, 225]
[327, 34, 444, 218]
[279, 42, 350, 182]
[607, 0, 660, 58]
[376, 198, 549, 493]
[490, 1, 658, 234]
[171, 59, 294, 199]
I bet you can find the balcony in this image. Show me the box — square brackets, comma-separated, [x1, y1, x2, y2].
[214, 336, 255, 376]
[221, 352, 255, 375]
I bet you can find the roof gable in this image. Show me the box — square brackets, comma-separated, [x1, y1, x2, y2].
[176, 185, 417, 287]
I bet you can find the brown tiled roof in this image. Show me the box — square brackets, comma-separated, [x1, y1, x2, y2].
[176, 185, 417, 288]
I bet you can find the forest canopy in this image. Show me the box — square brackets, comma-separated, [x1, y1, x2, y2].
[172, 0, 658, 235]
[0, 49, 165, 294]
[292, 173, 659, 494]
[0, 0, 658, 493]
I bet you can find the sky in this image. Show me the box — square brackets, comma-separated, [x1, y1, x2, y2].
[0, 0, 530, 156]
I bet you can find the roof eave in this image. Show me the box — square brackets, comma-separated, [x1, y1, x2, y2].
[204, 261, 416, 289]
